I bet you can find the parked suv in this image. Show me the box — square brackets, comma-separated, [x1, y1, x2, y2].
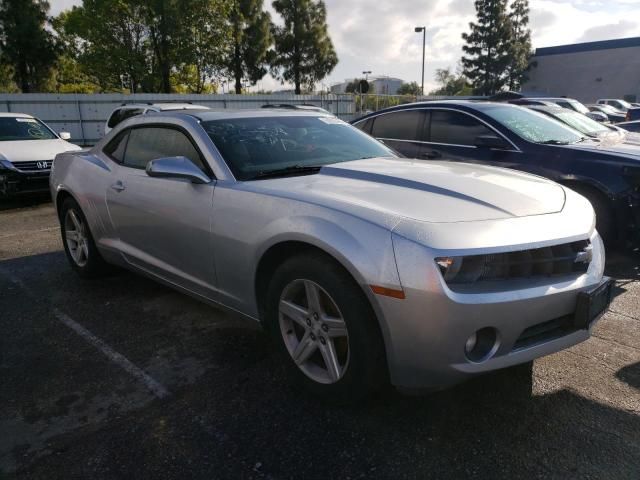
[105, 103, 209, 135]
[352, 100, 640, 248]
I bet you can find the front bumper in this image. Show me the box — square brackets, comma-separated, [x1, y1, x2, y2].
[378, 230, 607, 390]
[0, 165, 51, 198]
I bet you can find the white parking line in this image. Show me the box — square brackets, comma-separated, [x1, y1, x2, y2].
[1, 269, 170, 399]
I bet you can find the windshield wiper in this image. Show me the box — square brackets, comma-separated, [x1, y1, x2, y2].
[539, 139, 571, 145]
[248, 164, 322, 180]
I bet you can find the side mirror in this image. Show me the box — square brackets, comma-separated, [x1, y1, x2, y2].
[145, 156, 210, 184]
[474, 134, 510, 150]
[59, 131, 71, 140]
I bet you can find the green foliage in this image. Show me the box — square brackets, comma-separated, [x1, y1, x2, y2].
[55, 0, 149, 92]
[397, 81, 421, 95]
[345, 78, 364, 94]
[228, 0, 273, 94]
[507, 0, 532, 90]
[429, 67, 472, 96]
[53, 54, 101, 93]
[271, 0, 338, 94]
[177, 0, 232, 93]
[0, 64, 18, 92]
[461, 0, 512, 95]
[0, 0, 58, 92]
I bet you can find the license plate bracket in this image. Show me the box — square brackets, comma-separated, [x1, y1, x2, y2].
[574, 277, 614, 329]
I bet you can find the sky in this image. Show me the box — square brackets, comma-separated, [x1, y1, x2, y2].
[49, 0, 640, 93]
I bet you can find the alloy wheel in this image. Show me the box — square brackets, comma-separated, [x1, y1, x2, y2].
[64, 209, 89, 267]
[278, 279, 350, 384]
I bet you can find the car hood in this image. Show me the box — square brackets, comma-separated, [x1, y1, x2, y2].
[248, 157, 566, 224]
[570, 137, 640, 160]
[0, 139, 81, 163]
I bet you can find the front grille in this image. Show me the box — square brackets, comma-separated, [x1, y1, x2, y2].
[12, 160, 53, 172]
[442, 240, 591, 285]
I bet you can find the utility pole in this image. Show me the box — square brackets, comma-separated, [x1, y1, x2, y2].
[414, 26, 426, 96]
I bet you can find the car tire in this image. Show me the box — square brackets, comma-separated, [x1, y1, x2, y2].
[60, 197, 109, 278]
[265, 251, 387, 403]
[567, 184, 615, 245]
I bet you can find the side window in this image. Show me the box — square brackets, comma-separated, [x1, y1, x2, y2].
[107, 109, 124, 128]
[429, 110, 493, 146]
[103, 130, 129, 163]
[119, 108, 144, 124]
[371, 110, 424, 141]
[354, 118, 374, 134]
[123, 127, 206, 171]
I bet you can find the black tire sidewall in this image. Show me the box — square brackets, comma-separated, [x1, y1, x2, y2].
[265, 253, 387, 402]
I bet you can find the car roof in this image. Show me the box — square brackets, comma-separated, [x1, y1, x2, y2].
[351, 99, 521, 122]
[118, 103, 209, 111]
[0, 112, 33, 118]
[149, 109, 334, 122]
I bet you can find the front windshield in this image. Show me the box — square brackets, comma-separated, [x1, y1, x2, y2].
[483, 106, 583, 144]
[0, 117, 57, 141]
[598, 105, 624, 114]
[553, 110, 610, 137]
[201, 115, 395, 180]
[565, 99, 590, 115]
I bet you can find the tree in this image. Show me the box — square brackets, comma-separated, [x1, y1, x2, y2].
[0, 0, 58, 92]
[55, 1, 149, 92]
[397, 81, 421, 95]
[344, 78, 366, 93]
[461, 0, 512, 95]
[178, 0, 232, 93]
[506, 0, 532, 90]
[429, 67, 472, 96]
[271, 0, 337, 94]
[227, 0, 272, 94]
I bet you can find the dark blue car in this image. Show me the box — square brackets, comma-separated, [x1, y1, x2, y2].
[351, 101, 640, 248]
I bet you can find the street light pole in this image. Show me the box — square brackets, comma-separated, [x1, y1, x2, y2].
[414, 26, 425, 96]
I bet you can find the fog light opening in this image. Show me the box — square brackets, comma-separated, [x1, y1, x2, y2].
[465, 327, 499, 363]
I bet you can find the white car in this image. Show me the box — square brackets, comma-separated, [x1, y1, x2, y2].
[105, 103, 210, 135]
[596, 98, 633, 112]
[0, 113, 81, 198]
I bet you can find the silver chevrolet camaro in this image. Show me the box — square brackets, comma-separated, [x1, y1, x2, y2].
[50, 109, 612, 401]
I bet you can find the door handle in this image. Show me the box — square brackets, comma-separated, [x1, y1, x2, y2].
[420, 151, 441, 159]
[110, 181, 126, 192]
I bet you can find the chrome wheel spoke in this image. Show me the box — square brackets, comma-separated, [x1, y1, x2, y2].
[322, 315, 348, 338]
[292, 332, 317, 365]
[69, 210, 82, 232]
[304, 280, 322, 314]
[65, 230, 79, 243]
[279, 299, 309, 328]
[320, 339, 341, 382]
[80, 242, 89, 261]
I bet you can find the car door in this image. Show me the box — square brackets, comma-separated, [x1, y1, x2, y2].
[369, 109, 427, 158]
[419, 109, 515, 167]
[104, 125, 217, 297]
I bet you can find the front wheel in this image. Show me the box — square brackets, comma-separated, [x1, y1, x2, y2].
[265, 252, 387, 403]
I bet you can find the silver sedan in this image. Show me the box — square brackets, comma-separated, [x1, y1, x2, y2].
[50, 110, 612, 401]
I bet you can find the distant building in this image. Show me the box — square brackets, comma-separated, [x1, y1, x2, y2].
[330, 76, 404, 94]
[523, 36, 640, 103]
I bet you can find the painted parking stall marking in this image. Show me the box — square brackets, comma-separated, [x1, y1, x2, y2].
[0, 268, 170, 399]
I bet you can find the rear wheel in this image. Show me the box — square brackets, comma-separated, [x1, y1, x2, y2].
[265, 252, 387, 403]
[60, 197, 109, 278]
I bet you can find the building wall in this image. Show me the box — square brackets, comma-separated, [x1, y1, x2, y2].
[524, 46, 640, 103]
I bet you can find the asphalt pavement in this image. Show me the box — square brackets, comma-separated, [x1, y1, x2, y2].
[1, 198, 638, 479]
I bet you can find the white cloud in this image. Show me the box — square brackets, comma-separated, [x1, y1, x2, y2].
[48, 0, 640, 92]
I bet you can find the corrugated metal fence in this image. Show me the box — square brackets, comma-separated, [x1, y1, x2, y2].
[0, 93, 357, 146]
